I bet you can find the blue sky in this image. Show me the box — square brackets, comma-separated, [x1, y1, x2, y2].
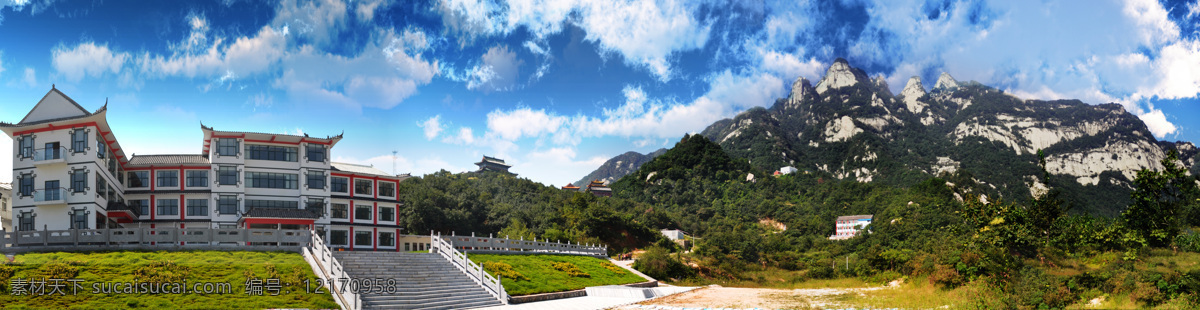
[0, 0, 1198, 187]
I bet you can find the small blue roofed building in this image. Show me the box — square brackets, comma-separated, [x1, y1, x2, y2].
[829, 214, 873, 240]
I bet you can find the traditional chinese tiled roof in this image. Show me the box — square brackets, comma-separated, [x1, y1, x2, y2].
[331, 162, 392, 177]
[836, 215, 874, 221]
[126, 154, 210, 166]
[244, 208, 320, 219]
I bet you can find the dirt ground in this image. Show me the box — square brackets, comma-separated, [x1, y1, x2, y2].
[615, 284, 892, 309]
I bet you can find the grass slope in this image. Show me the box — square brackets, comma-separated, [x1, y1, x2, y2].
[0, 251, 338, 309]
[468, 254, 646, 296]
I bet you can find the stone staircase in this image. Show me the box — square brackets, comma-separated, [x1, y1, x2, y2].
[332, 251, 504, 310]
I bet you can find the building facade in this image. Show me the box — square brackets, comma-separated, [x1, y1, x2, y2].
[474, 156, 514, 175]
[829, 214, 873, 240]
[3, 87, 412, 250]
[0, 183, 10, 232]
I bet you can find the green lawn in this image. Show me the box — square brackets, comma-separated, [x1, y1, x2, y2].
[468, 254, 647, 296]
[0, 251, 338, 309]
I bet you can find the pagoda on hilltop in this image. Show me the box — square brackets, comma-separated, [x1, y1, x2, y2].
[585, 180, 612, 197]
[561, 183, 580, 191]
[474, 156, 515, 175]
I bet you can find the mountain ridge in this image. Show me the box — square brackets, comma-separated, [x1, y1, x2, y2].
[578, 59, 1197, 216]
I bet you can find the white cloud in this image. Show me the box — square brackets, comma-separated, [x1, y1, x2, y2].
[354, 0, 388, 22]
[442, 127, 477, 145]
[0, 50, 5, 76]
[273, 0, 348, 47]
[455, 69, 786, 157]
[486, 107, 566, 141]
[51, 42, 129, 81]
[1137, 108, 1177, 138]
[419, 115, 444, 140]
[572, 0, 712, 81]
[273, 27, 438, 111]
[478, 44, 523, 91]
[434, 0, 713, 82]
[21, 67, 35, 87]
[758, 48, 826, 83]
[140, 25, 287, 79]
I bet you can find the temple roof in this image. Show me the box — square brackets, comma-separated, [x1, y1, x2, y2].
[331, 162, 392, 177]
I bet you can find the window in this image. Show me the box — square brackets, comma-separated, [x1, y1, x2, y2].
[217, 138, 239, 156]
[306, 198, 324, 212]
[379, 206, 394, 222]
[354, 179, 372, 195]
[157, 170, 179, 188]
[331, 177, 348, 193]
[19, 135, 33, 158]
[43, 180, 61, 201]
[157, 199, 179, 216]
[330, 230, 348, 245]
[19, 213, 34, 231]
[331, 203, 348, 219]
[306, 144, 326, 162]
[218, 166, 239, 185]
[186, 170, 209, 187]
[378, 182, 395, 197]
[72, 129, 87, 153]
[71, 170, 88, 193]
[97, 176, 107, 198]
[355, 205, 372, 221]
[246, 145, 298, 162]
[130, 199, 149, 216]
[128, 171, 149, 188]
[19, 174, 34, 196]
[245, 199, 298, 209]
[379, 232, 395, 247]
[218, 195, 238, 214]
[354, 231, 373, 246]
[245, 172, 298, 189]
[307, 171, 325, 189]
[71, 211, 88, 229]
[43, 142, 61, 160]
[187, 199, 208, 216]
[97, 133, 106, 159]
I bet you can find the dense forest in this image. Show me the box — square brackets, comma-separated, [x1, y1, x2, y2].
[400, 133, 1200, 308]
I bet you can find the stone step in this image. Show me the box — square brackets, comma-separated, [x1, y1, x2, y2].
[408, 298, 503, 310]
[339, 280, 480, 289]
[359, 287, 490, 298]
[368, 294, 499, 308]
[362, 291, 496, 304]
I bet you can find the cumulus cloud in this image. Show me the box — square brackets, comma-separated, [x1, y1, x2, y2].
[139, 25, 287, 79]
[459, 44, 524, 91]
[51, 42, 129, 81]
[456, 69, 787, 157]
[434, 0, 713, 82]
[1137, 108, 1177, 138]
[274, 0, 348, 47]
[21, 67, 35, 87]
[420, 115, 444, 140]
[517, 146, 609, 186]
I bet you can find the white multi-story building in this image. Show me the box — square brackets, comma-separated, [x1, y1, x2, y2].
[830, 214, 873, 240]
[3, 87, 412, 250]
[0, 183, 11, 232]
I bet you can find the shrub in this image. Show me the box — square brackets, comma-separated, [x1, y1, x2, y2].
[551, 262, 589, 278]
[31, 261, 80, 280]
[134, 261, 189, 283]
[600, 261, 627, 274]
[482, 261, 529, 281]
[633, 246, 693, 280]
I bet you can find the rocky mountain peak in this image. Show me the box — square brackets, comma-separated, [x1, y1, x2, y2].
[815, 58, 861, 94]
[934, 72, 959, 91]
[787, 77, 812, 103]
[900, 76, 928, 113]
[873, 75, 891, 94]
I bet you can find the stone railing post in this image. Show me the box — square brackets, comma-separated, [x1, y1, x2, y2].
[43, 224, 48, 246]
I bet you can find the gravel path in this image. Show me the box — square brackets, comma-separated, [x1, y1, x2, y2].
[615, 284, 893, 310]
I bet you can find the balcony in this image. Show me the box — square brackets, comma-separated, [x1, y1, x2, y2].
[33, 187, 66, 205]
[31, 147, 68, 166]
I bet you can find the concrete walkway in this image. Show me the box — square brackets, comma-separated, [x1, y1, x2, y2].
[474, 286, 699, 310]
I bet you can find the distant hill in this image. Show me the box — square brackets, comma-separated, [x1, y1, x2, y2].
[572, 148, 667, 187]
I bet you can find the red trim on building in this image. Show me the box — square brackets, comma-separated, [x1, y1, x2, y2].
[373, 202, 378, 226]
[179, 168, 185, 190]
[179, 194, 186, 221]
[395, 203, 401, 226]
[373, 227, 378, 251]
[150, 195, 156, 220]
[395, 228, 401, 252]
[349, 226, 354, 250]
[349, 200, 355, 224]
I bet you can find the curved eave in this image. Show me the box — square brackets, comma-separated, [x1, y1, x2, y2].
[1, 109, 129, 165]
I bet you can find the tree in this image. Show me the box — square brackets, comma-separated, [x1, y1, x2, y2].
[1123, 150, 1199, 247]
